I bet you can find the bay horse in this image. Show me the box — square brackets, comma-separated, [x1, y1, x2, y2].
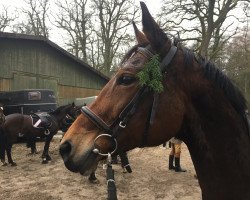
[60, 3, 250, 200]
[0, 103, 76, 166]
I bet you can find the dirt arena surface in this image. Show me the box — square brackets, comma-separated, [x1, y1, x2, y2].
[0, 136, 201, 200]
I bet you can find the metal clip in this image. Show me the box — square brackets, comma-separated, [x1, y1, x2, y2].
[119, 121, 126, 128]
[102, 164, 107, 170]
[93, 148, 99, 154]
[44, 129, 50, 135]
[107, 153, 112, 165]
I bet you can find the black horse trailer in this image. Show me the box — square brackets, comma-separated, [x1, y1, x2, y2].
[0, 89, 57, 115]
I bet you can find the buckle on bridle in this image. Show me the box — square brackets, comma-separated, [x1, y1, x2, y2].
[119, 121, 126, 128]
[44, 129, 50, 135]
[92, 134, 118, 156]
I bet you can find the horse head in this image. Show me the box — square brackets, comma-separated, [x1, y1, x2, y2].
[62, 102, 77, 120]
[50, 102, 76, 122]
[59, 2, 191, 175]
[60, 2, 248, 181]
[69, 104, 82, 120]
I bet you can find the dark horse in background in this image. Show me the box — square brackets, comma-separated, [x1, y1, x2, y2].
[0, 106, 5, 163]
[0, 103, 76, 166]
[60, 2, 250, 200]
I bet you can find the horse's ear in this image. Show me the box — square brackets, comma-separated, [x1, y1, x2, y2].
[132, 21, 148, 44]
[140, 2, 170, 52]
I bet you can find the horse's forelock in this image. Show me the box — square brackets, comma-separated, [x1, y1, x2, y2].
[119, 43, 149, 67]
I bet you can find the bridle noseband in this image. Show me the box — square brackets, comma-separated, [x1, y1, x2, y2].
[81, 44, 177, 156]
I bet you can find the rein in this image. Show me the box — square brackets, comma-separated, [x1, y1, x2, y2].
[81, 44, 177, 200]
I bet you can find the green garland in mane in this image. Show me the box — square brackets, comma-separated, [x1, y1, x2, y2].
[137, 54, 164, 93]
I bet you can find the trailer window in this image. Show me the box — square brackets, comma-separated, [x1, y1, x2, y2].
[28, 91, 41, 101]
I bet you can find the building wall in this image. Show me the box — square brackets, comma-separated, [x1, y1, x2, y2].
[58, 85, 100, 105]
[0, 78, 11, 91]
[0, 38, 107, 105]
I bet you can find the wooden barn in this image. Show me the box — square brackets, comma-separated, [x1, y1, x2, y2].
[0, 32, 108, 105]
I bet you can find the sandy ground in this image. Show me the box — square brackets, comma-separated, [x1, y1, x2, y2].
[0, 136, 201, 200]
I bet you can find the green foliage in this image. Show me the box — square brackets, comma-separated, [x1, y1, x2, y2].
[137, 54, 164, 93]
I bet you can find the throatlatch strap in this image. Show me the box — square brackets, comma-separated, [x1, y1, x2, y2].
[148, 46, 178, 125]
[150, 93, 159, 125]
[160, 46, 177, 72]
[140, 102, 153, 147]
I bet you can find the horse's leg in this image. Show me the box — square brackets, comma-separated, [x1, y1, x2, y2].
[111, 155, 119, 164]
[29, 136, 38, 154]
[120, 152, 132, 173]
[6, 144, 16, 166]
[41, 134, 53, 164]
[26, 139, 31, 148]
[1, 160, 7, 166]
[0, 149, 7, 166]
[31, 141, 38, 154]
[88, 171, 99, 184]
[26, 135, 37, 155]
[0, 128, 7, 166]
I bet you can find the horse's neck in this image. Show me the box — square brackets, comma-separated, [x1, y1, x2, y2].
[185, 106, 250, 200]
[50, 111, 66, 123]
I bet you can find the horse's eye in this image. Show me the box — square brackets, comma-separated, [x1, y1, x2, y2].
[117, 75, 136, 86]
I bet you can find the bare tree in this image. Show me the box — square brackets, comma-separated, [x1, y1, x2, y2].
[222, 6, 250, 103]
[0, 6, 16, 31]
[14, 0, 50, 38]
[54, 0, 92, 60]
[159, 0, 250, 59]
[54, 0, 138, 75]
[90, 0, 138, 75]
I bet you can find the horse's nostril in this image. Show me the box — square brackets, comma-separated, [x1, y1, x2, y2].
[59, 141, 72, 159]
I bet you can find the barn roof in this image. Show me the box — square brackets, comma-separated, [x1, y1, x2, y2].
[0, 32, 109, 81]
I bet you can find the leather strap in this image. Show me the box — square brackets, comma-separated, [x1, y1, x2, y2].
[138, 46, 154, 59]
[81, 106, 112, 134]
[160, 46, 177, 72]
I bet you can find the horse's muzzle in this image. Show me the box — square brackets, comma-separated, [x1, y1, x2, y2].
[59, 141, 97, 175]
[59, 141, 72, 161]
[59, 141, 78, 172]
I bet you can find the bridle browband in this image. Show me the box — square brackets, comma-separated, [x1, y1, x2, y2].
[81, 44, 177, 155]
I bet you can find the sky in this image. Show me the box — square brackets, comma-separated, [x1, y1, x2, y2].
[0, 0, 246, 48]
[1, 0, 162, 14]
[0, 0, 162, 46]
[1, 0, 161, 8]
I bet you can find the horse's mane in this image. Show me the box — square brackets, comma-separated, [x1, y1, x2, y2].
[49, 104, 71, 115]
[183, 48, 249, 133]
